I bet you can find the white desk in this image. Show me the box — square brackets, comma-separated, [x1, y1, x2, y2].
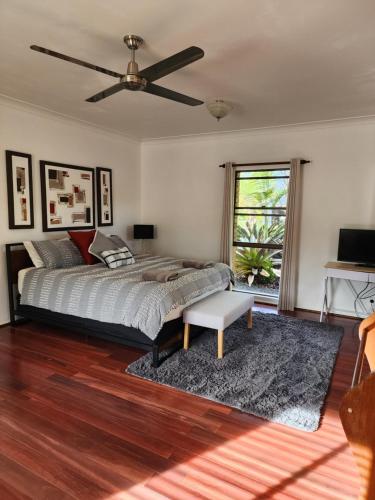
[320, 262, 375, 322]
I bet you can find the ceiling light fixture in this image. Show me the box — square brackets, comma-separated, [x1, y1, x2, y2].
[206, 99, 232, 121]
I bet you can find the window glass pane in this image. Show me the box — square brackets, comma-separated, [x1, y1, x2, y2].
[235, 176, 289, 208]
[233, 246, 282, 297]
[234, 215, 285, 245]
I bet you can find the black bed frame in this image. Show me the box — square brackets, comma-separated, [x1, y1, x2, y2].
[5, 242, 191, 367]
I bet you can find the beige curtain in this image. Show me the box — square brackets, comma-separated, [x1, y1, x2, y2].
[278, 158, 303, 311]
[219, 162, 235, 265]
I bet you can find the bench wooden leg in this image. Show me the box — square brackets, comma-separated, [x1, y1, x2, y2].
[247, 308, 253, 329]
[218, 330, 224, 359]
[184, 323, 190, 350]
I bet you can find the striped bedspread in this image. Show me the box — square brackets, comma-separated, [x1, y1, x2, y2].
[20, 255, 233, 340]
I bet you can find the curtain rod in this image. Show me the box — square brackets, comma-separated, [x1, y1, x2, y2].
[218, 160, 310, 168]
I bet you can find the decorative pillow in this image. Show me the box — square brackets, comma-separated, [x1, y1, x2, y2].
[109, 234, 133, 254]
[101, 246, 135, 269]
[23, 241, 44, 268]
[68, 230, 99, 265]
[31, 239, 84, 269]
[88, 230, 118, 262]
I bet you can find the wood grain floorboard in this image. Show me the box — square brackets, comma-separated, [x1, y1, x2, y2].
[0, 307, 362, 499]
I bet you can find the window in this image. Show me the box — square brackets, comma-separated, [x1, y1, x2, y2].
[232, 168, 290, 297]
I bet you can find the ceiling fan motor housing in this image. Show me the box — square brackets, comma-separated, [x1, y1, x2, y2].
[121, 73, 147, 91]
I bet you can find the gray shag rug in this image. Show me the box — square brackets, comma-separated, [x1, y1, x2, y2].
[127, 312, 343, 432]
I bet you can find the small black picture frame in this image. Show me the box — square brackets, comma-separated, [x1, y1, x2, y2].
[6, 150, 34, 229]
[96, 167, 113, 226]
[40, 160, 95, 232]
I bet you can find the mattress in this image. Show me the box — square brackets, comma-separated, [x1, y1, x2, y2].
[19, 256, 233, 338]
[18, 265, 184, 323]
[18, 267, 35, 294]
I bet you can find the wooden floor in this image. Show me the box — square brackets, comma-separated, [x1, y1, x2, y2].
[0, 307, 362, 499]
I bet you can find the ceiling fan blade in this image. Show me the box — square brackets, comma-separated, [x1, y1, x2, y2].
[143, 83, 203, 106]
[86, 82, 126, 102]
[30, 45, 123, 79]
[139, 46, 204, 83]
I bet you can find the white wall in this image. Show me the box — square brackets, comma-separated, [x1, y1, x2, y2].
[0, 97, 141, 325]
[141, 119, 375, 316]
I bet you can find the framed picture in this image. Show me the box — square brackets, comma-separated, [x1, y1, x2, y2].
[6, 150, 34, 229]
[40, 160, 95, 232]
[96, 167, 113, 226]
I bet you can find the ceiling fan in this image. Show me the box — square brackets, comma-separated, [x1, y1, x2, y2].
[30, 35, 204, 106]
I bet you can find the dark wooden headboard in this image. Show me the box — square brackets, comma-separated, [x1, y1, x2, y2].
[5, 243, 33, 324]
[6, 243, 33, 284]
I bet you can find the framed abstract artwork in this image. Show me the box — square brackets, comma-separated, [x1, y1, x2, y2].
[96, 167, 113, 226]
[40, 160, 95, 232]
[6, 150, 34, 229]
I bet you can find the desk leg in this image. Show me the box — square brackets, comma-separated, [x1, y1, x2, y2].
[320, 276, 328, 322]
[347, 280, 368, 317]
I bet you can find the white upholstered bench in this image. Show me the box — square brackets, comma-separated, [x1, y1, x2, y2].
[183, 291, 254, 359]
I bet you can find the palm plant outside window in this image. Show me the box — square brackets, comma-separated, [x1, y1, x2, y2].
[232, 169, 289, 297]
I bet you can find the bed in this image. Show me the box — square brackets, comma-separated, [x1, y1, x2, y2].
[6, 242, 232, 367]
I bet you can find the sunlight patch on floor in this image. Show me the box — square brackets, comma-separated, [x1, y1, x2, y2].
[102, 419, 358, 500]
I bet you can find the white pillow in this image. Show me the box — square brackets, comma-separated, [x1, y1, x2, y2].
[23, 241, 44, 268]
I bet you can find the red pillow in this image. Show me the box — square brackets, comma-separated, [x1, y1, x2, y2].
[68, 230, 98, 265]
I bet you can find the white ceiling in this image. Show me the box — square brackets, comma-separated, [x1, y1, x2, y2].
[2, 0, 375, 139]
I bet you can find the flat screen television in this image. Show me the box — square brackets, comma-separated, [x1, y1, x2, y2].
[338, 229, 375, 266]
